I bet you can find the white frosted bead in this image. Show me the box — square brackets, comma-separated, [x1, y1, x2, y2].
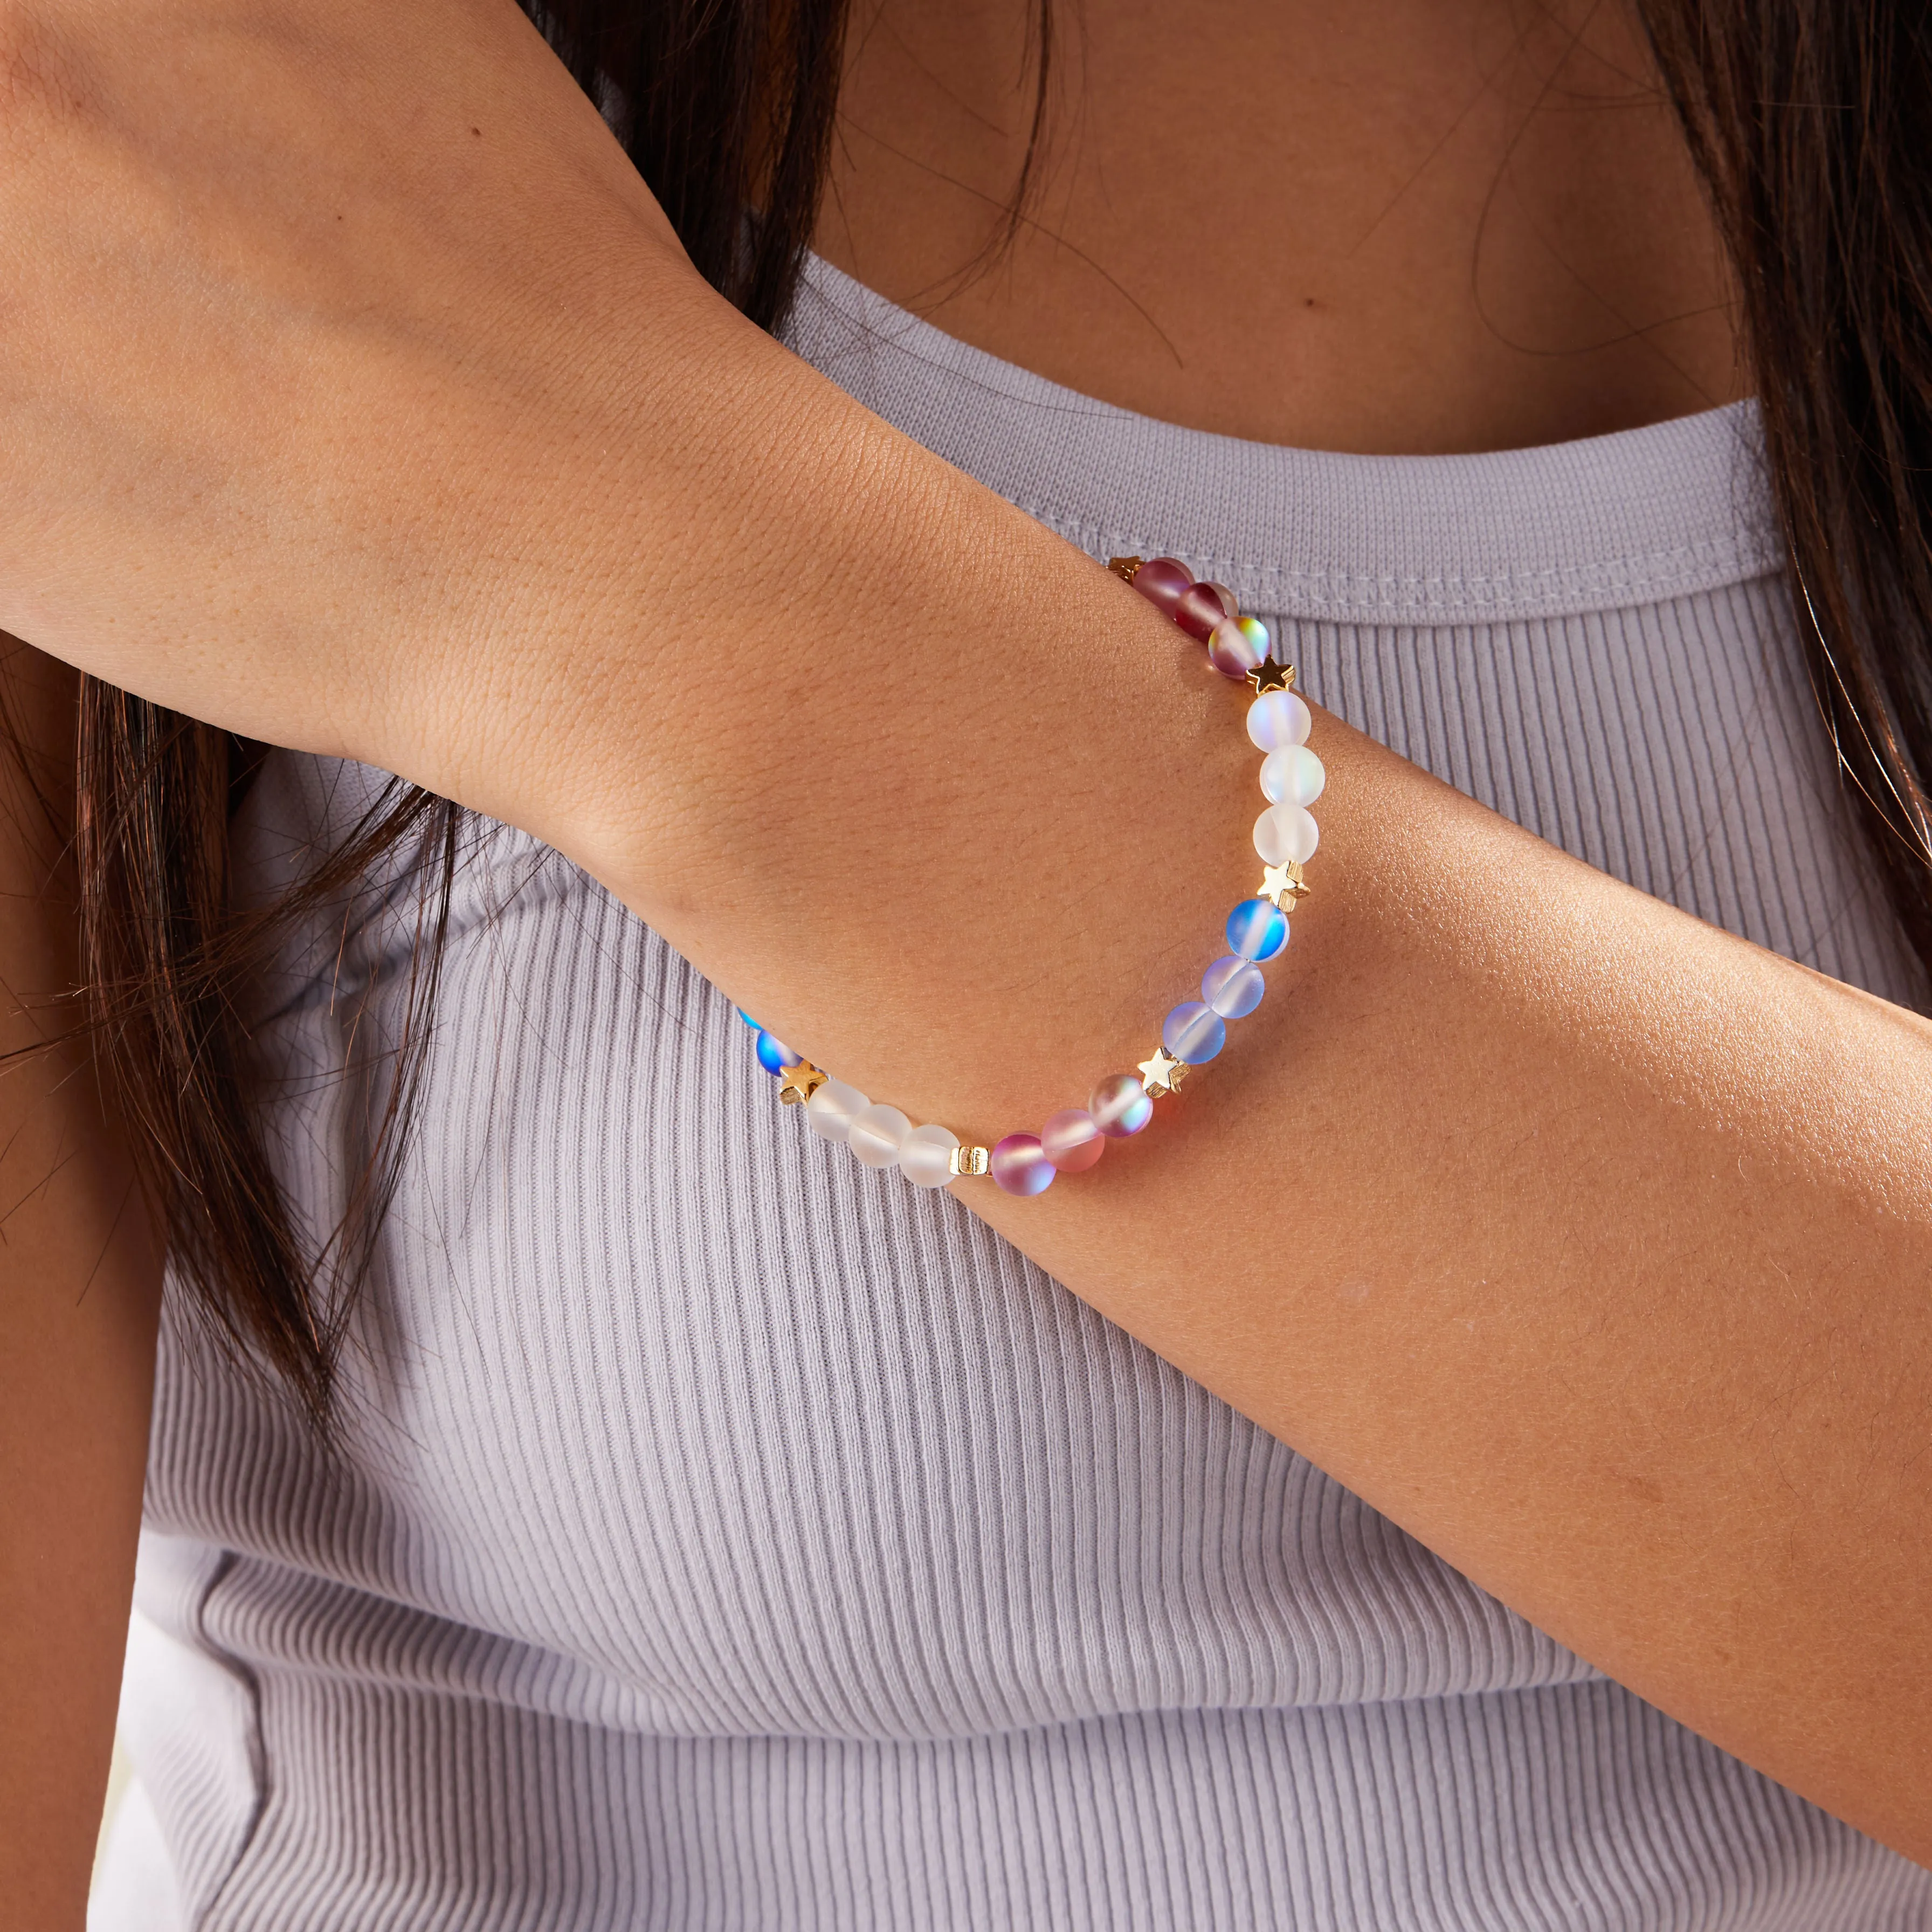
[1254, 801, 1320, 866]
[1246, 690, 1312, 752]
[1260, 744, 1325, 808]
[806, 1079, 868, 1143]
[847, 1102, 911, 1169]
[900, 1123, 960, 1188]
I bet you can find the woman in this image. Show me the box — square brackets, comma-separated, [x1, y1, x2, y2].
[4, 0, 1930, 1921]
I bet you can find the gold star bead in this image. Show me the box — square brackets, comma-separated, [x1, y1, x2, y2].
[1248, 657, 1298, 695]
[1137, 1048, 1189, 1098]
[1261, 861, 1310, 909]
[777, 1061, 826, 1106]
[1107, 555, 1144, 584]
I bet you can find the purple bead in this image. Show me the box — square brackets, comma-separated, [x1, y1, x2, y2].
[1226, 898, 1288, 962]
[1202, 955, 1265, 1019]
[754, 1029, 795, 1074]
[1089, 1073, 1154, 1137]
[1162, 1001, 1226, 1064]
[1174, 581, 1231, 641]
[1130, 557, 1191, 618]
[1041, 1108, 1105, 1173]
[991, 1133, 1056, 1196]
[1209, 616, 1270, 679]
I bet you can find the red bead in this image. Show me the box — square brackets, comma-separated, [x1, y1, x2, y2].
[1130, 557, 1191, 618]
[1175, 581, 1232, 640]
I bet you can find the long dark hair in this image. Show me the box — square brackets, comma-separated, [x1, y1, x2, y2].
[77, 0, 1932, 1421]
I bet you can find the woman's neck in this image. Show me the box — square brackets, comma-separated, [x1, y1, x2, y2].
[817, 0, 1747, 455]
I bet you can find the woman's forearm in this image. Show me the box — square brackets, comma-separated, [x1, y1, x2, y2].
[497, 332, 1932, 1859]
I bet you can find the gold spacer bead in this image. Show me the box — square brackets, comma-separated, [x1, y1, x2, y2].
[777, 1061, 826, 1105]
[1107, 555, 1143, 584]
[948, 1144, 991, 1177]
[1137, 1047, 1189, 1098]
[1260, 861, 1309, 910]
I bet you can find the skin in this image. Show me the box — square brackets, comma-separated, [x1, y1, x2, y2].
[2, 0, 1928, 1922]
[0, 650, 158, 1928]
[819, 0, 1749, 448]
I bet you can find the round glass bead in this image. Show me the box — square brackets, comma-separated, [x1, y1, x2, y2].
[1201, 581, 1239, 617]
[991, 1133, 1056, 1196]
[1260, 744, 1325, 807]
[1208, 616, 1271, 680]
[900, 1123, 960, 1188]
[1226, 896, 1288, 961]
[1254, 801, 1320, 867]
[1163, 1000, 1227, 1064]
[1041, 1108, 1105, 1173]
[737, 1009, 761, 1029]
[1089, 1072, 1154, 1137]
[1202, 955, 1265, 1019]
[1247, 689, 1313, 751]
[805, 1078, 868, 1143]
[1130, 557, 1192, 617]
[1175, 581, 1232, 640]
[754, 1029, 795, 1074]
[847, 1102, 911, 1169]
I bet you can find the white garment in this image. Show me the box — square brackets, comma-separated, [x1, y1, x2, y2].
[102, 260, 1930, 1930]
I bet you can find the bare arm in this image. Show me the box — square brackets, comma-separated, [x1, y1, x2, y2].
[585, 419, 1932, 1864]
[0, 644, 160, 1931]
[0, 0, 1924, 1873]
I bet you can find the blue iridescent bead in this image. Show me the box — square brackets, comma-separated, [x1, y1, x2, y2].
[1162, 1000, 1226, 1064]
[1202, 955, 1265, 1020]
[1225, 897, 1287, 962]
[754, 1029, 796, 1074]
[737, 1009, 762, 1029]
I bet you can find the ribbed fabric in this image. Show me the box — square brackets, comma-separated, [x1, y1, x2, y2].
[94, 261, 1929, 1930]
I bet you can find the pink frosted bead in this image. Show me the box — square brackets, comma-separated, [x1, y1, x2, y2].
[1089, 1073, 1154, 1137]
[1202, 581, 1239, 617]
[1130, 557, 1191, 617]
[1040, 1108, 1105, 1174]
[1208, 616, 1271, 679]
[991, 1133, 1056, 1196]
[1174, 581, 1231, 640]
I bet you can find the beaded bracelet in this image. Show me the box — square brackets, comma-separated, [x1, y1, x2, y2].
[738, 554, 1322, 1196]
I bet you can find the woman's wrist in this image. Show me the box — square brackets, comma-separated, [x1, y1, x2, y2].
[577, 438, 1366, 1153]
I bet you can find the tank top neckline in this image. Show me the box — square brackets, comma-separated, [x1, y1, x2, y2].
[789, 254, 1781, 626]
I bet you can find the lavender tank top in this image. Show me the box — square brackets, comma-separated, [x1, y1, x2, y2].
[92, 259, 1930, 1931]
